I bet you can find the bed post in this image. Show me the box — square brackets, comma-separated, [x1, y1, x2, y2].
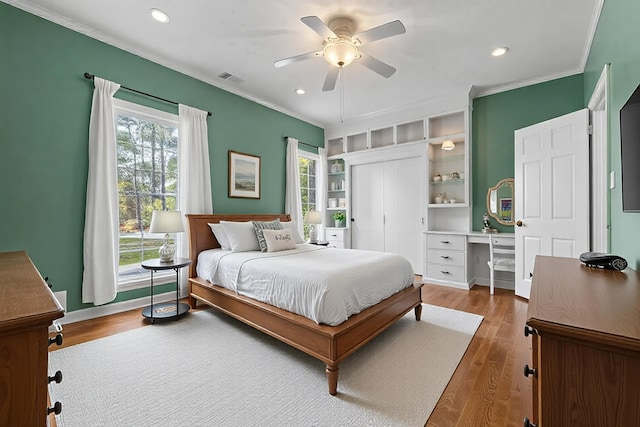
[326, 364, 339, 396]
[414, 304, 422, 321]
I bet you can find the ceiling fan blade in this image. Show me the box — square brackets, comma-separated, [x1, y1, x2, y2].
[353, 20, 406, 44]
[322, 67, 340, 92]
[358, 52, 397, 78]
[301, 16, 337, 39]
[274, 51, 321, 68]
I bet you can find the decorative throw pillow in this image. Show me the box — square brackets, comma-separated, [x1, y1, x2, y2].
[252, 219, 282, 252]
[208, 223, 231, 250]
[280, 220, 305, 244]
[220, 221, 260, 252]
[262, 229, 297, 252]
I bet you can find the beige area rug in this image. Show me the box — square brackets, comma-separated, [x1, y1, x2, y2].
[49, 304, 483, 427]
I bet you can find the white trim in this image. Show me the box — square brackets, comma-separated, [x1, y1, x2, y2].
[579, 0, 606, 72]
[113, 98, 178, 126]
[588, 64, 609, 252]
[57, 291, 180, 325]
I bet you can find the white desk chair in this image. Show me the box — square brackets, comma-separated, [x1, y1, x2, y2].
[487, 236, 515, 295]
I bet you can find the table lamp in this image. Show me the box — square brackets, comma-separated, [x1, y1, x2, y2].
[304, 210, 322, 243]
[149, 210, 184, 262]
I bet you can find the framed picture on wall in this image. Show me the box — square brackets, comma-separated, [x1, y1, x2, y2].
[228, 150, 261, 199]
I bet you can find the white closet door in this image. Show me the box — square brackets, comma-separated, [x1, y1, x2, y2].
[351, 162, 384, 251]
[384, 157, 423, 274]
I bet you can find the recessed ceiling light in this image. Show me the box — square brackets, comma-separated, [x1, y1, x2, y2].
[150, 8, 170, 23]
[295, 88, 306, 95]
[491, 47, 508, 57]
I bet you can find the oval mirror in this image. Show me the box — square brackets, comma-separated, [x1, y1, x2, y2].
[486, 178, 515, 226]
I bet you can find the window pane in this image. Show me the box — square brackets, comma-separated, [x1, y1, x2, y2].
[116, 112, 178, 283]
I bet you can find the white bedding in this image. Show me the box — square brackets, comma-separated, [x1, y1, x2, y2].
[196, 244, 415, 326]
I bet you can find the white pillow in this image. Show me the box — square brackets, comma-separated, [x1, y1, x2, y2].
[262, 229, 297, 252]
[220, 221, 260, 252]
[280, 220, 305, 244]
[207, 223, 231, 250]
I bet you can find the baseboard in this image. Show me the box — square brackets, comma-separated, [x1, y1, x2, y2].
[58, 291, 179, 325]
[471, 276, 515, 291]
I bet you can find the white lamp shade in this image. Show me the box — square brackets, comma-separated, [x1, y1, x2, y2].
[149, 210, 185, 233]
[304, 210, 323, 224]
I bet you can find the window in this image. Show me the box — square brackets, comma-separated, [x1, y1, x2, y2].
[114, 99, 179, 289]
[298, 152, 319, 239]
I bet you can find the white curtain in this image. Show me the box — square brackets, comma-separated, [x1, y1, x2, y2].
[317, 147, 328, 230]
[82, 77, 121, 305]
[178, 104, 213, 293]
[285, 137, 303, 235]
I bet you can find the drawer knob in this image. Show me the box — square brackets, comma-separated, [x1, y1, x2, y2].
[523, 417, 536, 427]
[440, 240, 450, 244]
[440, 270, 450, 274]
[48, 401, 62, 416]
[440, 255, 450, 259]
[48, 333, 63, 347]
[523, 364, 537, 378]
[524, 326, 537, 337]
[49, 370, 63, 384]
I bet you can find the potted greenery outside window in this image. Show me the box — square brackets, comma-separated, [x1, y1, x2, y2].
[332, 211, 346, 227]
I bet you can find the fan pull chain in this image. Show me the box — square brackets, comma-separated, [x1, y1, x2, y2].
[339, 68, 344, 124]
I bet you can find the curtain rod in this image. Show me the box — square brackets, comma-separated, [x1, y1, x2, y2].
[283, 136, 319, 150]
[83, 72, 212, 117]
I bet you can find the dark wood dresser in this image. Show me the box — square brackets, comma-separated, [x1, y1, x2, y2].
[524, 255, 640, 426]
[0, 251, 65, 426]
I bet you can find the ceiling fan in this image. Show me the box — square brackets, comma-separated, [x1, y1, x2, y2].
[274, 15, 406, 91]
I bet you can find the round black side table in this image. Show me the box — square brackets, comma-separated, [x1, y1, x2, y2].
[141, 257, 192, 323]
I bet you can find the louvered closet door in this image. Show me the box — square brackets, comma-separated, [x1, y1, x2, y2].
[384, 157, 423, 274]
[351, 162, 385, 251]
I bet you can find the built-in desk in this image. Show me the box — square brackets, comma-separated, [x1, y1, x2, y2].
[423, 231, 514, 291]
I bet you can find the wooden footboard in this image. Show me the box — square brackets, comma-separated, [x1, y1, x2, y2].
[185, 214, 423, 395]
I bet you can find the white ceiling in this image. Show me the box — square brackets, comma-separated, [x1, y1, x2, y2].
[6, 0, 602, 128]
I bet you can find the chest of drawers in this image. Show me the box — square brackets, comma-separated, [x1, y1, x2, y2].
[424, 232, 470, 288]
[0, 251, 65, 426]
[524, 256, 640, 426]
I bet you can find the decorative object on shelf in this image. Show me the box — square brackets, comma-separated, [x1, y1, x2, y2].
[482, 212, 498, 234]
[433, 172, 441, 182]
[332, 211, 346, 228]
[150, 210, 185, 262]
[434, 193, 443, 204]
[441, 140, 455, 151]
[304, 210, 323, 243]
[442, 192, 449, 204]
[331, 181, 337, 191]
[451, 171, 460, 180]
[442, 173, 451, 181]
[328, 198, 338, 208]
[338, 198, 346, 207]
[330, 161, 343, 173]
[449, 198, 457, 204]
[228, 150, 261, 199]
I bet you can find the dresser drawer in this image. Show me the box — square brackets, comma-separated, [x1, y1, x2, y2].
[426, 263, 466, 282]
[426, 234, 466, 251]
[427, 249, 465, 266]
[325, 228, 346, 242]
[327, 240, 345, 249]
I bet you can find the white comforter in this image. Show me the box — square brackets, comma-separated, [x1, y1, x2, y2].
[196, 244, 415, 326]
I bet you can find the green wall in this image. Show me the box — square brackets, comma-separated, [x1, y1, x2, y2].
[471, 75, 585, 231]
[0, 3, 323, 312]
[583, 0, 640, 269]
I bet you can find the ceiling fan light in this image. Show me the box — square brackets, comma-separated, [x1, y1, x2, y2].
[324, 40, 359, 68]
[441, 140, 455, 150]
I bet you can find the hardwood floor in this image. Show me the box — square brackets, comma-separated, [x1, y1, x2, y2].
[51, 284, 531, 426]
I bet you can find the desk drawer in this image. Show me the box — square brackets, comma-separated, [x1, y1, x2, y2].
[426, 234, 466, 251]
[427, 249, 465, 266]
[426, 264, 466, 282]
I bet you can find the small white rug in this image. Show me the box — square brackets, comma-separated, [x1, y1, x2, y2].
[49, 304, 482, 427]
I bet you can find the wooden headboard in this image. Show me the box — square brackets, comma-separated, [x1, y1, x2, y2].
[185, 214, 292, 278]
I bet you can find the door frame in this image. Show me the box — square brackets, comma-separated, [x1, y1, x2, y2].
[587, 64, 610, 253]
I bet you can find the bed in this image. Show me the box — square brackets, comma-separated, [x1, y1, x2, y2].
[186, 213, 423, 395]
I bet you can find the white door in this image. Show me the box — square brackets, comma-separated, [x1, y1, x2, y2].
[383, 157, 424, 273]
[351, 162, 384, 251]
[514, 109, 590, 299]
